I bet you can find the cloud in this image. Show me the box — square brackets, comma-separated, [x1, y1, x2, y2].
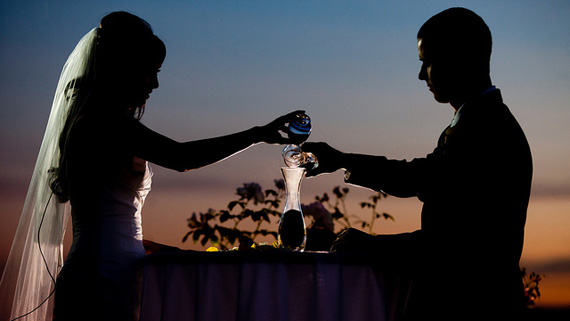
[531, 183, 570, 197]
[526, 257, 570, 275]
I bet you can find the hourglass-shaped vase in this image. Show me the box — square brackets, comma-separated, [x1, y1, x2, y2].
[278, 167, 307, 251]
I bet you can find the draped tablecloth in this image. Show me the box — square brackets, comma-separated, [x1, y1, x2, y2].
[140, 251, 411, 321]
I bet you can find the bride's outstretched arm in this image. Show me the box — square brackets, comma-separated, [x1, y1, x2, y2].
[133, 110, 303, 171]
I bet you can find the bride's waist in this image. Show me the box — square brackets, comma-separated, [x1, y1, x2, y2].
[70, 215, 143, 250]
[72, 219, 142, 241]
[68, 228, 144, 262]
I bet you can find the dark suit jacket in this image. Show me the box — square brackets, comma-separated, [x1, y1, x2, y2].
[345, 90, 532, 317]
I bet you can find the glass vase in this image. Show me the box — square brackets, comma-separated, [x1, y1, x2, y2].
[278, 167, 307, 251]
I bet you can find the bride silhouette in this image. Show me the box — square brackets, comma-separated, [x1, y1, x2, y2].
[0, 11, 302, 321]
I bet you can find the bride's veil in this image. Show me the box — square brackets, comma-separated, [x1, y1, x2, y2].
[0, 27, 99, 321]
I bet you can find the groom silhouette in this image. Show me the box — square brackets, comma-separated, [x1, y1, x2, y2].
[303, 7, 532, 320]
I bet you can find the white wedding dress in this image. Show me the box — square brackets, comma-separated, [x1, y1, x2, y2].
[54, 158, 152, 321]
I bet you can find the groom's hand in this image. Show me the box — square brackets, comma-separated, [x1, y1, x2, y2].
[301, 142, 346, 177]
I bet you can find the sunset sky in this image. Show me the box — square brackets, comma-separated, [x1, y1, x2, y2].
[1, 0, 569, 308]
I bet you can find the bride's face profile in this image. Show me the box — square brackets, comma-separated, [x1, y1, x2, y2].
[124, 61, 162, 109]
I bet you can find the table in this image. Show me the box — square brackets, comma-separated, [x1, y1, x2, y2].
[140, 250, 411, 321]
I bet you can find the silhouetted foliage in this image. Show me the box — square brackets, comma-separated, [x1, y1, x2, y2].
[521, 267, 544, 307]
[183, 180, 394, 250]
[183, 181, 283, 250]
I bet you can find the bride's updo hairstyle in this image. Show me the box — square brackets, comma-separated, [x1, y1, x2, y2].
[96, 11, 166, 117]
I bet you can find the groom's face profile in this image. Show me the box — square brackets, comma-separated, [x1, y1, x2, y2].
[417, 38, 459, 106]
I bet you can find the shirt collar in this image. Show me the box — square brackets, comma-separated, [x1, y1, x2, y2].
[450, 86, 497, 127]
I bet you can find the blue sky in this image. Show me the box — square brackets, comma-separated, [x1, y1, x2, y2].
[1, 0, 570, 307]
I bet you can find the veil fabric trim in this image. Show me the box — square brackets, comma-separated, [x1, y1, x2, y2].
[0, 28, 99, 321]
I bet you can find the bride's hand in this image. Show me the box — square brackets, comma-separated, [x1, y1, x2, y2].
[257, 110, 305, 145]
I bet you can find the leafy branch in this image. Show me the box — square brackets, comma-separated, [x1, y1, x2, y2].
[358, 192, 394, 234]
[521, 267, 544, 307]
[183, 181, 284, 250]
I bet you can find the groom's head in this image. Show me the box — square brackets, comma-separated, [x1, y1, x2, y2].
[417, 8, 493, 106]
